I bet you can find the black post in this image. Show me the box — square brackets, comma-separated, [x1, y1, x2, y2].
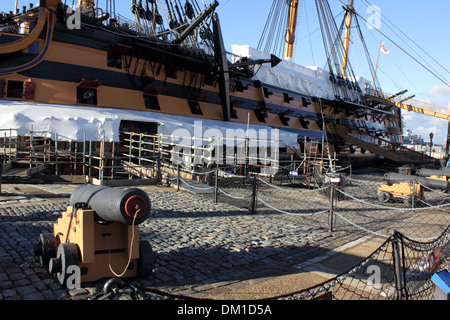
[155, 142, 161, 182]
[177, 164, 180, 191]
[177, 163, 180, 192]
[214, 168, 219, 203]
[329, 185, 335, 232]
[392, 230, 405, 300]
[251, 175, 257, 214]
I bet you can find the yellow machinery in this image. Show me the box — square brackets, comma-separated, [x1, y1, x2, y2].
[34, 185, 155, 287]
[378, 170, 450, 206]
[377, 181, 423, 206]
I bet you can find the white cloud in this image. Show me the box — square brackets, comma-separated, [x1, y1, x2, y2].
[427, 84, 450, 107]
[402, 84, 450, 146]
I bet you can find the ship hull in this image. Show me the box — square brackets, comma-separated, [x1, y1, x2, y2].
[0, 6, 402, 159]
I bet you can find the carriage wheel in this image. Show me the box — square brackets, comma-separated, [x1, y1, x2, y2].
[49, 243, 80, 286]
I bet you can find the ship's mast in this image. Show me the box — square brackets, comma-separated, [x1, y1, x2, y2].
[341, 0, 354, 77]
[284, 0, 299, 60]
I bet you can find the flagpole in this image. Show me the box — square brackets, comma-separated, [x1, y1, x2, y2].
[372, 40, 382, 89]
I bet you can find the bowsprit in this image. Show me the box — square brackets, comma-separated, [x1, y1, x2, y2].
[33, 184, 156, 287]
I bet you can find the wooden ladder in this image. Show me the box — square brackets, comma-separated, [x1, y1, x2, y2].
[304, 139, 320, 186]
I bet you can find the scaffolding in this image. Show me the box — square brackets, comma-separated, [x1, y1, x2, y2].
[0, 128, 340, 187]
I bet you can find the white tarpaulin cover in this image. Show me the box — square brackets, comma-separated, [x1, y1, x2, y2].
[231, 45, 370, 99]
[0, 100, 300, 147]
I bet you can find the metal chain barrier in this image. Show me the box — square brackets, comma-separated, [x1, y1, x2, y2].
[168, 166, 450, 242]
[256, 177, 331, 221]
[273, 236, 398, 300]
[273, 225, 450, 300]
[120, 131, 450, 300]
[84, 226, 450, 301]
[333, 178, 450, 242]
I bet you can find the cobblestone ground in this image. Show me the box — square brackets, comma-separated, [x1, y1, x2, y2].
[0, 182, 375, 300]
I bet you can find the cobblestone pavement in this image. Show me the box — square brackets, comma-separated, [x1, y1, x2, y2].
[0, 182, 375, 300]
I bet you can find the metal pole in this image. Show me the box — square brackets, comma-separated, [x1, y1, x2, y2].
[69, 141, 73, 175]
[156, 139, 161, 182]
[88, 140, 92, 179]
[429, 132, 434, 159]
[9, 128, 12, 162]
[128, 132, 132, 179]
[100, 137, 105, 184]
[55, 133, 58, 176]
[329, 185, 335, 232]
[83, 133, 86, 176]
[214, 168, 219, 203]
[251, 175, 257, 214]
[111, 141, 115, 180]
[8, 129, 11, 162]
[29, 126, 33, 169]
[392, 230, 405, 300]
[74, 141, 78, 175]
[3, 132, 6, 164]
[177, 163, 180, 191]
[138, 133, 142, 168]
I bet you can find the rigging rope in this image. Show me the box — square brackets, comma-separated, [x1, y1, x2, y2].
[257, 0, 291, 58]
[361, 0, 450, 78]
[349, 2, 450, 88]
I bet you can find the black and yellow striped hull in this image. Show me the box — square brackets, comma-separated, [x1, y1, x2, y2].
[0, 6, 402, 155]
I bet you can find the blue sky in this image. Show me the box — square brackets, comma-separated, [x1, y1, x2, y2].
[216, 0, 450, 145]
[13, 1, 450, 144]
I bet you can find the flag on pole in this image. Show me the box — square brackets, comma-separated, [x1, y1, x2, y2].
[380, 41, 391, 55]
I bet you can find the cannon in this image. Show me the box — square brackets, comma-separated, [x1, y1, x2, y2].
[439, 167, 450, 175]
[384, 172, 449, 190]
[416, 168, 450, 180]
[34, 185, 155, 287]
[378, 172, 449, 206]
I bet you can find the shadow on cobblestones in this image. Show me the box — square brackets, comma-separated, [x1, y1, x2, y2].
[2, 180, 433, 300]
[146, 244, 332, 287]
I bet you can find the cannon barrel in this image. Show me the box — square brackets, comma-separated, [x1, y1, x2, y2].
[69, 185, 151, 225]
[416, 168, 450, 178]
[439, 167, 450, 175]
[384, 173, 449, 190]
